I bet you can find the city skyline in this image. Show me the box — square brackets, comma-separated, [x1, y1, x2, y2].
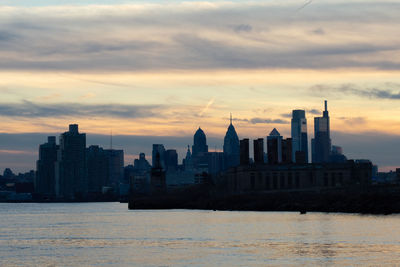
[1, 0, 400, 172]
[1, 100, 399, 174]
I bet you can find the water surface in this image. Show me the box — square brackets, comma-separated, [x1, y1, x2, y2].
[0, 203, 399, 266]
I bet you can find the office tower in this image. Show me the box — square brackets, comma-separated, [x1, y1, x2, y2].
[192, 127, 208, 158]
[206, 152, 225, 175]
[165, 149, 178, 171]
[152, 144, 166, 169]
[104, 149, 124, 191]
[223, 114, 240, 169]
[183, 145, 193, 170]
[281, 138, 292, 164]
[55, 124, 87, 199]
[291, 109, 308, 163]
[87, 145, 107, 194]
[312, 100, 331, 163]
[192, 127, 209, 168]
[267, 128, 282, 164]
[35, 136, 58, 196]
[240, 138, 249, 165]
[253, 138, 264, 164]
[150, 151, 166, 194]
[133, 153, 151, 171]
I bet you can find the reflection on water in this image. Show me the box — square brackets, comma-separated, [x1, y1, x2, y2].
[1, 203, 400, 266]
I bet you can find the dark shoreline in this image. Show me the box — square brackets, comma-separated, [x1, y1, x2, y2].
[129, 184, 400, 215]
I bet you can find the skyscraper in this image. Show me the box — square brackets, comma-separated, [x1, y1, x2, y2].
[253, 138, 264, 164]
[291, 109, 308, 163]
[55, 124, 87, 200]
[165, 149, 178, 171]
[240, 138, 250, 165]
[192, 127, 208, 168]
[223, 114, 240, 169]
[104, 149, 124, 192]
[267, 128, 282, 164]
[36, 136, 58, 196]
[192, 127, 208, 157]
[152, 144, 166, 169]
[87, 145, 107, 194]
[312, 100, 331, 163]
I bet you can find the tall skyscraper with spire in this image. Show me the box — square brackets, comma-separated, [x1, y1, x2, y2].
[223, 114, 240, 169]
[291, 109, 308, 163]
[312, 100, 331, 163]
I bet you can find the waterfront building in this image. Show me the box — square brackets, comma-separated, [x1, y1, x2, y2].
[35, 136, 58, 196]
[240, 138, 249, 165]
[291, 110, 308, 163]
[253, 138, 264, 164]
[150, 151, 166, 194]
[312, 100, 331, 163]
[55, 124, 87, 200]
[224, 160, 372, 193]
[223, 115, 240, 169]
[267, 128, 282, 164]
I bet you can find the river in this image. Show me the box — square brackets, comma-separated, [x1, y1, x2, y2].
[1, 203, 399, 266]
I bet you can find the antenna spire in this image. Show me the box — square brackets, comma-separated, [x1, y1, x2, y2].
[230, 113, 232, 124]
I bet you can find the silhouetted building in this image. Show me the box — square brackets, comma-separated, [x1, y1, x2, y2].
[183, 145, 193, 171]
[253, 138, 264, 164]
[134, 153, 151, 171]
[282, 138, 292, 164]
[152, 144, 166, 169]
[206, 152, 224, 175]
[192, 127, 209, 168]
[150, 152, 166, 194]
[267, 128, 282, 164]
[329, 145, 347, 163]
[104, 149, 124, 192]
[240, 138, 249, 165]
[224, 160, 372, 193]
[291, 109, 308, 163]
[223, 115, 240, 169]
[3, 168, 14, 179]
[295, 151, 307, 164]
[87, 145, 108, 194]
[55, 124, 87, 200]
[35, 136, 58, 196]
[165, 149, 178, 171]
[312, 100, 331, 163]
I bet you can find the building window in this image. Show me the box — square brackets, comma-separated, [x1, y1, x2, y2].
[331, 173, 336, 187]
[265, 173, 270, 190]
[280, 173, 285, 188]
[324, 172, 329, 187]
[295, 172, 300, 188]
[258, 173, 262, 188]
[251, 173, 255, 190]
[288, 173, 293, 189]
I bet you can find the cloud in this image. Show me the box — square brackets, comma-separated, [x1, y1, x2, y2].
[233, 117, 288, 124]
[310, 83, 400, 100]
[0, 101, 163, 118]
[307, 109, 321, 115]
[233, 24, 252, 33]
[0, 1, 399, 71]
[338, 116, 367, 125]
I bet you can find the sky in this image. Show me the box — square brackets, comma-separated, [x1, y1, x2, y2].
[0, 0, 400, 173]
